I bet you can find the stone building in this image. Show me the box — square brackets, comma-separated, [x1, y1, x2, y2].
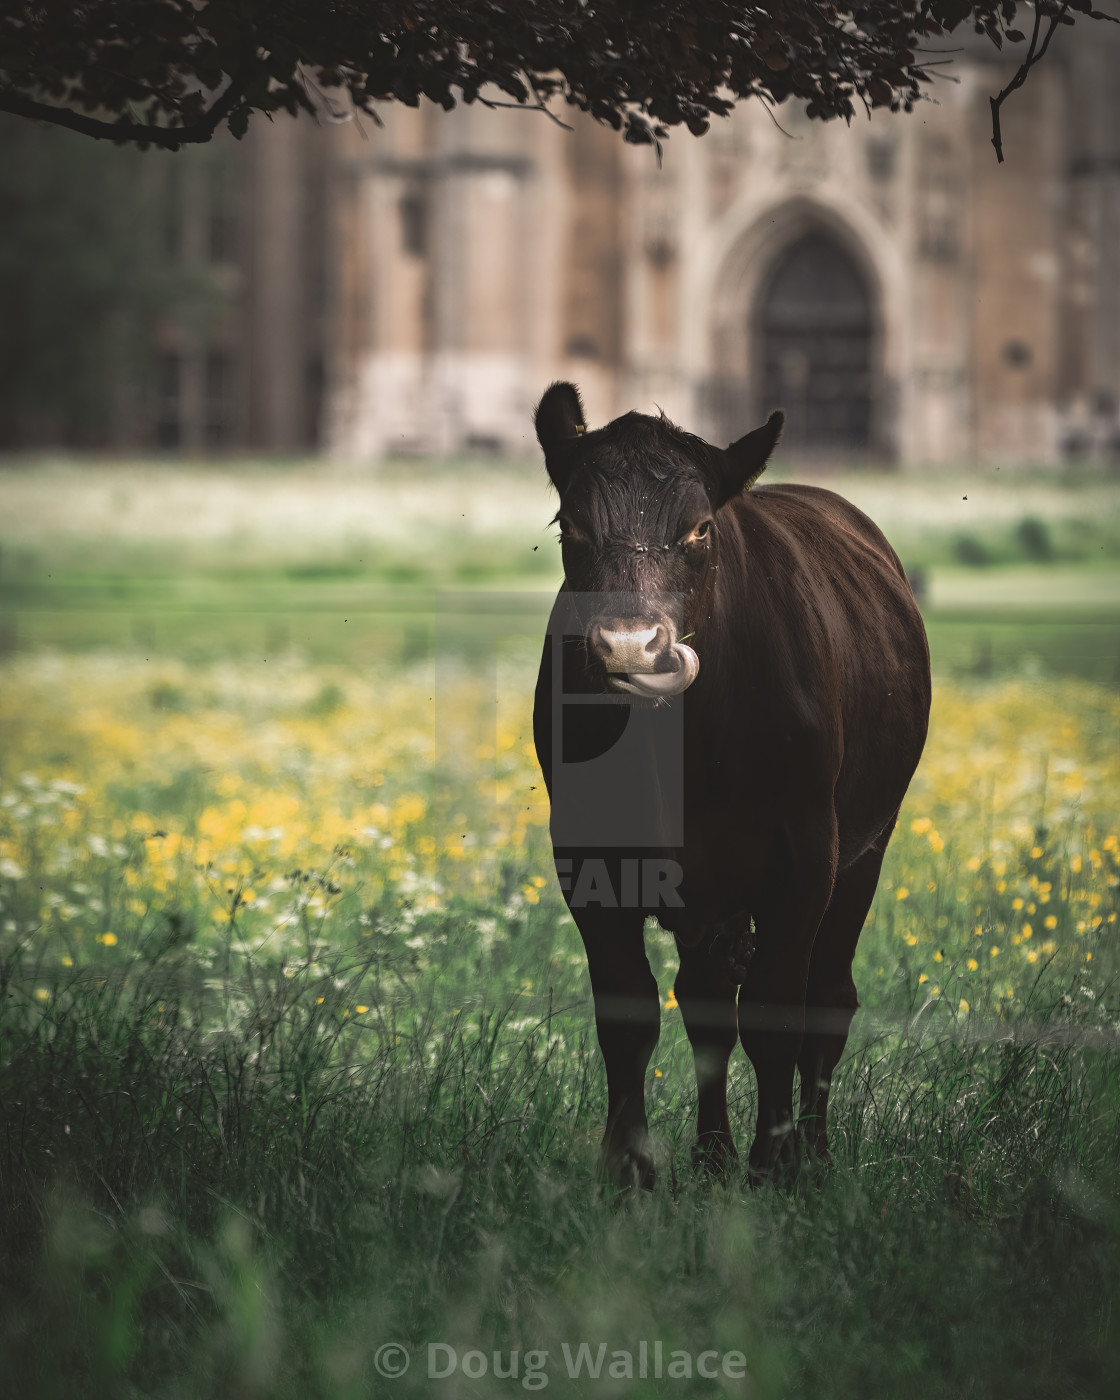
[322, 24, 1120, 467]
[158, 24, 1120, 465]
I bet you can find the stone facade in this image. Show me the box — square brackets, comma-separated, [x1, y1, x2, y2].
[325, 27, 1120, 467]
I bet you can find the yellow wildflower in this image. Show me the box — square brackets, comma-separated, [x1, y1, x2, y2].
[393, 794, 427, 826]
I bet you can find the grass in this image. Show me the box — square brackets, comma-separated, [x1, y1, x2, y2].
[2, 459, 1120, 1396]
[4, 961, 1118, 1399]
[4, 455, 1120, 682]
[3, 452, 1120, 578]
[2, 652, 1120, 1397]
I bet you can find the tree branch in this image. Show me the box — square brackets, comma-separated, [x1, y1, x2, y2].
[989, 2, 1067, 164]
[0, 59, 263, 151]
[475, 87, 575, 131]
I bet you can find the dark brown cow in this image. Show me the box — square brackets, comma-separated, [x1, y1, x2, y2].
[532, 383, 930, 1188]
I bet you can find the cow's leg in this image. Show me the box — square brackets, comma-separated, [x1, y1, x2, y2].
[738, 831, 836, 1187]
[798, 819, 895, 1162]
[675, 938, 739, 1175]
[574, 906, 660, 1190]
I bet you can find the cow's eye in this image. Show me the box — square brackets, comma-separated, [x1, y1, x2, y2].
[681, 519, 712, 545]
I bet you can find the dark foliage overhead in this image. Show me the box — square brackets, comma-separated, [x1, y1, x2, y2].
[0, 2, 1115, 159]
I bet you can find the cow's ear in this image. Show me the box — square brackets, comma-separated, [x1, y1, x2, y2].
[535, 381, 587, 492]
[717, 410, 784, 504]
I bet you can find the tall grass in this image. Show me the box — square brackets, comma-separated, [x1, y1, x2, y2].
[2, 926, 1119, 1399]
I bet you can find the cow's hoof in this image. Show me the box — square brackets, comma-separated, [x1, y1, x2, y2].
[747, 1123, 801, 1190]
[691, 1132, 738, 1180]
[603, 1133, 656, 1192]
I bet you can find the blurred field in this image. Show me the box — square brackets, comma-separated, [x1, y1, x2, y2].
[3, 457, 1120, 681]
[1, 459, 1119, 1397]
[4, 457, 1120, 573]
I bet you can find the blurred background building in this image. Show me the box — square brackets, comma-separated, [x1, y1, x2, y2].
[2, 25, 1118, 466]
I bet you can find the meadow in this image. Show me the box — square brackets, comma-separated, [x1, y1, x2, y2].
[1, 458, 1119, 1398]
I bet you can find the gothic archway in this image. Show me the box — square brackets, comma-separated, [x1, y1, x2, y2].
[755, 230, 875, 451]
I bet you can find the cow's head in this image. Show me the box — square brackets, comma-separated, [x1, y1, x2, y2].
[536, 382, 783, 697]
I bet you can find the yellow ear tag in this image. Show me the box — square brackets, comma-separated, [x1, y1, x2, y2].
[744, 463, 767, 492]
[573, 424, 585, 435]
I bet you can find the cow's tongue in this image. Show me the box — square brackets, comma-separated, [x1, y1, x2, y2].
[610, 642, 699, 697]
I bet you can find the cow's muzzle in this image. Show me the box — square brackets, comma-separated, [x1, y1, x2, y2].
[587, 617, 700, 697]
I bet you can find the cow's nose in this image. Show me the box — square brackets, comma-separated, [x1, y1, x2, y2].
[588, 620, 670, 673]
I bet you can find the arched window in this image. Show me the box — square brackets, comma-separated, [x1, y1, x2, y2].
[756, 231, 874, 451]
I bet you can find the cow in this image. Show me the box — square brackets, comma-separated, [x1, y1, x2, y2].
[532, 382, 930, 1189]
